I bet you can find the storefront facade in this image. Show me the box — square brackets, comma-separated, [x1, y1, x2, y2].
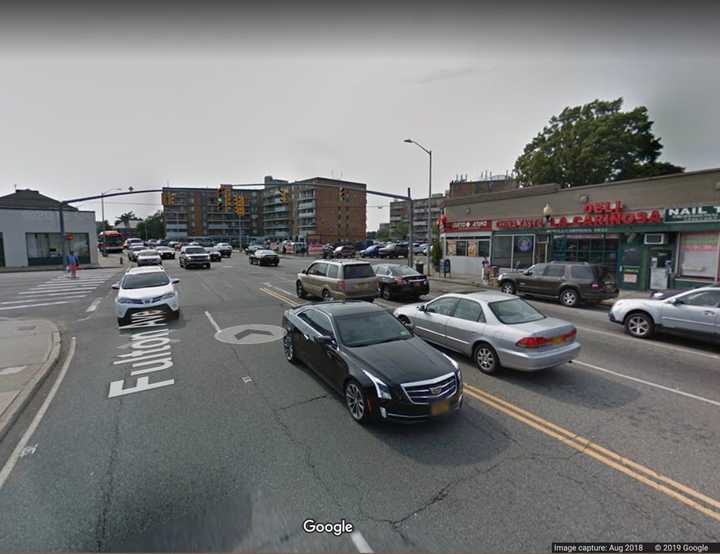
[441, 169, 720, 291]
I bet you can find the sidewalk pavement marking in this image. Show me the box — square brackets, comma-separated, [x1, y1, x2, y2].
[0, 301, 71, 311]
[462, 382, 720, 524]
[85, 298, 103, 313]
[0, 337, 76, 490]
[574, 359, 720, 408]
[204, 311, 221, 333]
[575, 325, 720, 361]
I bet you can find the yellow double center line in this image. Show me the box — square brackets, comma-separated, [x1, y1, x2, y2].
[463, 383, 720, 524]
[259, 287, 301, 307]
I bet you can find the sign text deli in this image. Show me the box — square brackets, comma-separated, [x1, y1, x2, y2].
[495, 201, 663, 231]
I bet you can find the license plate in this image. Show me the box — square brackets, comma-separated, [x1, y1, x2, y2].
[431, 399, 450, 416]
[414, 281, 422, 287]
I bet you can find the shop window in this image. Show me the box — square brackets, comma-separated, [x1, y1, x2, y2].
[26, 233, 89, 266]
[477, 239, 490, 258]
[456, 240, 468, 256]
[678, 232, 719, 280]
[491, 236, 512, 268]
[513, 235, 535, 269]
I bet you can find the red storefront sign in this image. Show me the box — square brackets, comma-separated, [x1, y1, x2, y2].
[443, 219, 492, 232]
[494, 200, 662, 230]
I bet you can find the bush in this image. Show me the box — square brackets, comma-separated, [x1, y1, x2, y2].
[431, 241, 442, 269]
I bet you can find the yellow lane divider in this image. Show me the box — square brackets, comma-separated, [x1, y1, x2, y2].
[259, 287, 301, 307]
[463, 383, 720, 524]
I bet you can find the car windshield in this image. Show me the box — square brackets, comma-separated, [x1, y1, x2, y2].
[185, 247, 205, 254]
[343, 264, 374, 279]
[390, 265, 420, 276]
[335, 311, 412, 347]
[138, 250, 158, 256]
[258, 250, 275, 255]
[121, 272, 170, 289]
[489, 298, 546, 324]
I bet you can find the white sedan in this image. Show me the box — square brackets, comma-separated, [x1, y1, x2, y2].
[135, 249, 162, 266]
[113, 266, 180, 326]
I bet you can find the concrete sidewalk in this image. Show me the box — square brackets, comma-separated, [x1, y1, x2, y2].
[0, 319, 61, 441]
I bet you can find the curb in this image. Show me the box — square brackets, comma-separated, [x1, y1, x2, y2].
[0, 322, 62, 442]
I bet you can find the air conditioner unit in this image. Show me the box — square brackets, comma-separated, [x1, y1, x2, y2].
[644, 233, 667, 245]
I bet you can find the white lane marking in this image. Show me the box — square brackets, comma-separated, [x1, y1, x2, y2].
[242, 376, 253, 383]
[221, 265, 234, 268]
[0, 294, 87, 304]
[204, 311, 221, 333]
[0, 337, 76, 490]
[0, 301, 71, 311]
[85, 298, 103, 312]
[31, 282, 107, 288]
[574, 359, 720, 408]
[0, 366, 26, 376]
[351, 531, 374, 553]
[575, 325, 720, 361]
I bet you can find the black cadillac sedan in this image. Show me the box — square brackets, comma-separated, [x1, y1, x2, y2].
[282, 301, 463, 424]
[249, 249, 280, 266]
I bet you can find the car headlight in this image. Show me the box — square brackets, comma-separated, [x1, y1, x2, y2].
[362, 370, 392, 400]
[159, 292, 176, 301]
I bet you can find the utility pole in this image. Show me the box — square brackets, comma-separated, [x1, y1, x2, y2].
[407, 187, 414, 268]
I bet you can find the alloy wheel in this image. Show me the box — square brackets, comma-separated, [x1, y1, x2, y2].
[627, 315, 650, 337]
[561, 289, 578, 306]
[284, 334, 295, 361]
[345, 382, 365, 420]
[382, 286, 392, 300]
[475, 346, 497, 373]
[322, 289, 332, 301]
[501, 282, 515, 295]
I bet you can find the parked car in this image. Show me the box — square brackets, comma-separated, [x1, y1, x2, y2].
[215, 242, 233, 257]
[282, 301, 462, 423]
[126, 244, 146, 262]
[179, 245, 211, 269]
[333, 245, 355, 259]
[204, 247, 222, 262]
[322, 244, 335, 259]
[135, 249, 162, 266]
[156, 246, 176, 260]
[245, 243, 264, 255]
[123, 238, 143, 250]
[497, 262, 618, 307]
[609, 286, 720, 341]
[373, 264, 429, 301]
[113, 266, 180, 326]
[360, 244, 382, 258]
[296, 260, 378, 302]
[378, 242, 409, 259]
[413, 243, 428, 256]
[394, 292, 581, 374]
[250, 249, 280, 266]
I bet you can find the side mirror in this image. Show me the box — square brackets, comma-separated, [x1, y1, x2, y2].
[669, 298, 683, 305]
[171, 278, 180, 284]
[316, 335, 336, 347]
[523, 270, 532, 275]
[417, 304, 426, 312]
[111, 283, 120, 290]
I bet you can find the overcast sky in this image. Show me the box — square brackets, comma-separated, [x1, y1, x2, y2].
[1, 1, 718, 230]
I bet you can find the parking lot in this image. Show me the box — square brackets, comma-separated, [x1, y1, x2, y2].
[0, 253, 719, 551]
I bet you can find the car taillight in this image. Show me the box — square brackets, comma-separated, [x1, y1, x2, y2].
[394, 277, 404, 285]
[516, 336, 549, 348]
[591, 282, 601, 289]
[338, 280, 346, 291]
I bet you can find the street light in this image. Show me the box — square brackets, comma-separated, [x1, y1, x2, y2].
[543, 203, 554, 223]
[404, 138, 432, 275]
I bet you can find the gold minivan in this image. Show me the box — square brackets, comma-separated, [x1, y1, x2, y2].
[296, 260, 379, 301]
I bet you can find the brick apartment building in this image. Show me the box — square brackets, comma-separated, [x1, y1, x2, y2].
[389, 193, 444, 240]
[163, 176, 367, 244]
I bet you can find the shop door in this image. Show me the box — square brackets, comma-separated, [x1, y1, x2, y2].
[649, 247, 673, 290]
[618, 242, 648, 290]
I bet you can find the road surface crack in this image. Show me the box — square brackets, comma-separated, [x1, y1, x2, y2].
[278, 393, 328, 411]
[94, 399, 122, 551]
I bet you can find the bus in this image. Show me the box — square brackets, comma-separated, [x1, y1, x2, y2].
[98, 230, 124, 253]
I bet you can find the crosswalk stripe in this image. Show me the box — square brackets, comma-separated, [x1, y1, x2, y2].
[20, 288, 97, 295]
[1, 294, 88, 304]
[0, 301, 71, 311]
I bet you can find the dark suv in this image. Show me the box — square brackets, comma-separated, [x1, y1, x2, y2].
[497, 262, 618, 307]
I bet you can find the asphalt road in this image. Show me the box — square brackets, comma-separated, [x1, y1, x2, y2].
[0, 254, 719, 552]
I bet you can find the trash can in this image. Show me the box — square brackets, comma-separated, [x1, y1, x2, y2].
[415, 262, 424, 274]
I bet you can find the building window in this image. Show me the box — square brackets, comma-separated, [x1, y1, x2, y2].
[456, 240, 468, 256]
[491, 235, 513, 268]
[677, 232, 720, 280]
[26, 233, 90, 266]
[551, 234, 619, 276]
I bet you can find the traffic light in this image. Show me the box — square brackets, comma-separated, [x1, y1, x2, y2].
[339, 187, 346, 201]
[162, 192, 176, 206]
[279, 189, 288, 203]
[217, 187, 224, 209]
[234, 194, 246, 216]
[224, 187, 232, 211]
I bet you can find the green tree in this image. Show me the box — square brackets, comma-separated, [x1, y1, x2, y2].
[392, 221, 409, 240]
[376, 227, 390, 241]
[136, 211, 165, 240]
[115, 211, 136, 226]
[514, 98, 684, 187]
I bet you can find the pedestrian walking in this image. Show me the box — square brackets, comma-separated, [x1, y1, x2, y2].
[67, 251, 80, 279]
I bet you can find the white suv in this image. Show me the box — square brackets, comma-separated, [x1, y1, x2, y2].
[113, 266, 180, 326]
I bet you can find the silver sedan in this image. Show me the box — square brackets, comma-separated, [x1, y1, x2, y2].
[393, 291, 581, 374]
